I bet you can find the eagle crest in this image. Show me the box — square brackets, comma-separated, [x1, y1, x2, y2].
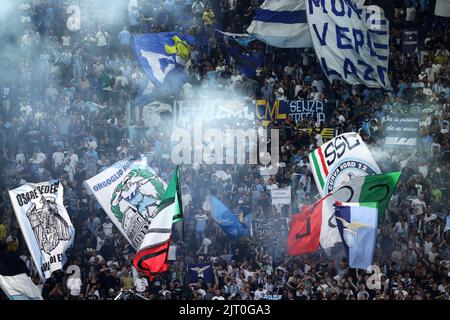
[26, 196, 71, 254]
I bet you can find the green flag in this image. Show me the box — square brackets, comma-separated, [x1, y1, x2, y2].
[158, 166, 183, 223]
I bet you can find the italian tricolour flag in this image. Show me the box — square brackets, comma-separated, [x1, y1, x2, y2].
[288, 172, 401, 255]
[309, 144, 329, 191]
[133, 167, 183, 280]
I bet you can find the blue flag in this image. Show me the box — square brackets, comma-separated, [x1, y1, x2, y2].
[216, 30, 257, 47]
[133, 78, 154, 107]
[132, 32, 195, 100]
[335, 202, 378, 270]
[239, 205, 253, 237]
[229, 47, 263, 78]
[246, 0, 312, 48]
[211, 196, 251, 240]
[188, 264, 214, 284]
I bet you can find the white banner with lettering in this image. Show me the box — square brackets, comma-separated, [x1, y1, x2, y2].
[8, 180, 75, 281]
[271, 187, 291, 205]
[309, 132, 381, 196]
[306, 0, 390, 89]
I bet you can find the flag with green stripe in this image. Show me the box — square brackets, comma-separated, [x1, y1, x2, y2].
[133, 166, 183, 279]
[308, 133, 381, 197]
[137, 166, 183, 251]
[288, 172, 401, 254]
[320, 171, 401, 249]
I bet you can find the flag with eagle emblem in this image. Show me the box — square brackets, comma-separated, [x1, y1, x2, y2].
[8, 180, 75, 281]
[335, 202, 378, 269]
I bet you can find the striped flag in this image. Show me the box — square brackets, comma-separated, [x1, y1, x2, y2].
[133, 167, 183, 280]
[288, 172, 400, 254]
[309, 133, 381, 197]
[0, 252, 43, 300]
[247, 0, 312, 48]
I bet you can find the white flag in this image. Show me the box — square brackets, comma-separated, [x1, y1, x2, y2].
[306, 1, 391, 89]
[309, 133, 381, 197]
[247, 0, 312, 48]
[8, 180, 75, 281]
[435, 0, 450, 17]
[84, 155, 167, 250]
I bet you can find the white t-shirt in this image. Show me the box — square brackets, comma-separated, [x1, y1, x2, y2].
[424, 240, 433, 254]
[69, 154, 79, 168]
[406, 7, 416, 21]
[86, 140, 97, 150]
[231, 74, 243, 84]
[53, 151, 65, 167]
[197, 288, 206, 298]
[182, 193, 192, 210]
[89, 254, 104, 264]
[229, 0, 236, 10]
[315, 133, 324, 146]
[103, 222, 113, 238]
[67, 277, 82, 296]
[212, 295, 225, 300]
[243, 269, 254, 281]
[96, 236, 105, 251]
[425, 67, 435, 83]
[411, 199, 426, 215]
[62, 35, 70, 47]
[36, 152, 46, 164]
[16, 153, 26, 165]
[96, 32, 109, 47]
[431, 63, 442, 77]
[427, 251, 439, 263]
[284, 66, 293, 75]
[134, 278, 148, 293]
[254, 289, 267, 300]
[312, 80, 325, 93]
[275, 87, 286, 101]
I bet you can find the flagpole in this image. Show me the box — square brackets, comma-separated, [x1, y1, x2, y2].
[182, 210, 186, 294]
[179, 166, 187, 299]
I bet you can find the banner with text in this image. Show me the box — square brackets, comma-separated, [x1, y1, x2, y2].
[384, 113, 420, 148]
[85, 155, 167, 250]
[173, 100, 255, 123]
[271, 187, 292, 205]
[309, 132, 381, 196]
[306, 1, 390, 89]
[255, 99, 336, 126]
[8, 180, 75, 281]
[402, 30, 418, 56]
[253, 218, 289, 237]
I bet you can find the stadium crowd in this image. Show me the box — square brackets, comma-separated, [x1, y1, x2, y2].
[0, 0, 449, 300]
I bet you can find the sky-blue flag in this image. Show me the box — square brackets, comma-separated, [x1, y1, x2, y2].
[211, 196, 251, 240]
[132, 32, 195, 102]
[216, 30, 257, 46]
[335, 202, 378, 270]
[239, 205, 253, 237]
[246, 0, 312, 48]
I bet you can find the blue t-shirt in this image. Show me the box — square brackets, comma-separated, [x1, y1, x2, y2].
[196, 216, 207, 231]
[119, 30, 131, 45]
